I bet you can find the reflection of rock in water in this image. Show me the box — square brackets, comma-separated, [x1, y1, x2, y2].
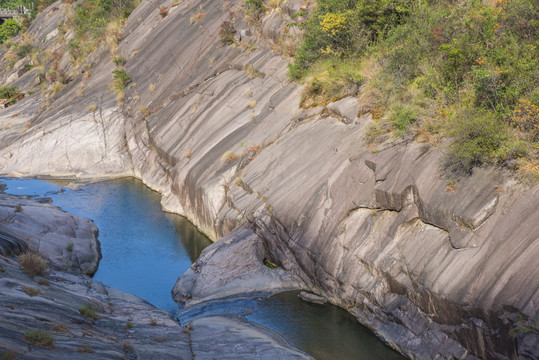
[172, 216, 211, 263]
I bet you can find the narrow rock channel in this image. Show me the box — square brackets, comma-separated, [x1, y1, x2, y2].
[0, 177, 404, 359]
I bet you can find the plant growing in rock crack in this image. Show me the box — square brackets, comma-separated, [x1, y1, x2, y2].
[19, 252, 48, 278]
[112, 56, 126, 66]
[21, 286, 41, 297]
[0, 351, 18, 359]
[219, 20, 236, 45]
[77, 344, 93, 353]
[23, 329, 54, 348]
[51, 324, 69, 333]
[66, 242, 74, 252]
[112, 69, 131, 92]
[79, 305, 100, 320]
[158, 6, 169, 17]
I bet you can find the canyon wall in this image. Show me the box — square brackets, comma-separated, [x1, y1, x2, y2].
[0, 0, 537, 358]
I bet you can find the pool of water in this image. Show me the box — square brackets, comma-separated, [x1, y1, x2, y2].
[0, 177, 404, 360]
[0, 177, 211, 314]
[179, 291, 404, 360]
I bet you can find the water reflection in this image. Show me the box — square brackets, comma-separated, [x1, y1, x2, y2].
[0, 177, 212, 314]
[1, 177, 405, 359]
[179, 291, 404, 360]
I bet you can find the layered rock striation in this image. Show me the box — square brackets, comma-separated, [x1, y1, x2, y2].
[0, 194, 311, 359]
[0, 0, 537, 358]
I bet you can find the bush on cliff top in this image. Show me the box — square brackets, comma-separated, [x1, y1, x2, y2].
[290, 0, 539, 178]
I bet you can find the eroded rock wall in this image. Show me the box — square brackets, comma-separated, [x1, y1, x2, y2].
[0, 0, 537, 358]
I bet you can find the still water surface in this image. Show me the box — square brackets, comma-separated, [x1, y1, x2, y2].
[1, 177, 403, 360]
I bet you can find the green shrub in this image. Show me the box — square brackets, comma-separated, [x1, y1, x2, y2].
[79, 305, 100, 320]
[300, 57, 363, 108]
[244, 0, 264, 16]
[0, 19, 21, 44]
[23, 329, 54, 348]
[289, 0, 538, 175]
[219, 21, 236, 46]
[0, 86, 20, 99]
[112, 56, 126, 66]
[289, 0, 413, 79]
[446, 111, 507, 174]
[16, 43, 34, 59]
[112, 69, 130, 91]
[390, 105, 417, 134]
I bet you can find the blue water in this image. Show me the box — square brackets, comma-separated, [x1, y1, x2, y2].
[0, 177, 404, 360]
[0, 177, 211, 314]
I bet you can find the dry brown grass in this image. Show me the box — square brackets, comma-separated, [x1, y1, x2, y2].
[19, 253, 48, 278]
[23, 329, 54, 348]
[190, 8, 206, 24]
[51, 324, 70, 333]
[517, 158, 539, 183]
[21, 286, 41, 297]
[221, 151, 239, 163]
[77, 344, 93, 353]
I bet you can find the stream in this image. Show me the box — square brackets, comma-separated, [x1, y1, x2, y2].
[0, 177, 404, 360]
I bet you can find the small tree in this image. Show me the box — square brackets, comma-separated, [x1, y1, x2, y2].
[0, 19, 21, 44]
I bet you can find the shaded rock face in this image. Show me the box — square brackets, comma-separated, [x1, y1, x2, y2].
[0, 255, 311, 360]
[0, 194, 101, 276]
[0, 195, 312, 359]
[0, 0, 538, 359]
[172, 227, 308, 308]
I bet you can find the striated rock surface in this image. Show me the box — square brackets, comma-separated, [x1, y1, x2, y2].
[0, 0, 537, 358]
[172, 227, 308, 308]
[0, 196, 311, 359]
[0, 255, 311, 359]
[0, 194, 101, 275]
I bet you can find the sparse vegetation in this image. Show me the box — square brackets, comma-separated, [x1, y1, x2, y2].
[0, 86, 21, 100]
[190, 7, 206, 24]
[23, 329, 54, 348]
[21, 286, 41, 297]
[66, 242, 74, 252]
[79, 305, 100, 320]
[158, 5, 168, 17]
[221, 151, 239, 163]
[77, 344, 93, 353]
[51, 323, 69, 333]
[18, 252, 48, 277]
[290, 0, 539, 177]
[243, 64, 262, 79]
[112, 56, 126, 66]
[0, 351, 18, 360]
[219, 20, 236, 45]
[112, 69, 131, 91]
[125, 321, 133, 329]
[0, 19, 21, 44]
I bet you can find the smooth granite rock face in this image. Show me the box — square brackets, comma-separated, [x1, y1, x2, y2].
[0, 196, 311, 359]
[0, 255, 312, 359]
[0, 194, 101, 276]
[0, 0, 538, 358]
[172, 227, 308, 308]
